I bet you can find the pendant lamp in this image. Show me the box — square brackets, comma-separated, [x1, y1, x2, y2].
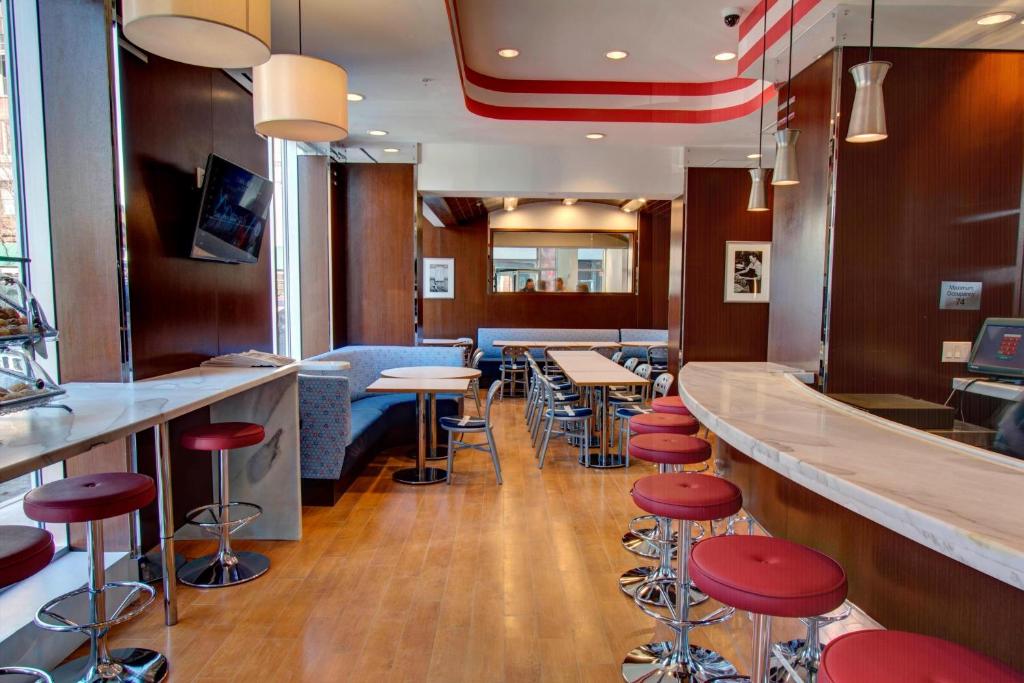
[846, 0, 891, 142]
[252, 0, 348, 142]
[772, 0, 801, 186]
[748, 3, 770, 211]
[122, 0, 271, 69]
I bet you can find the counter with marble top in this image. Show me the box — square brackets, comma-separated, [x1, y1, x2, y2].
[679, 361, 1024, 591]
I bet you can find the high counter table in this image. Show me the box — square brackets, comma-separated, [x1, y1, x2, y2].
[679, 361, 1024, 669]
[0, 364, 301, 626]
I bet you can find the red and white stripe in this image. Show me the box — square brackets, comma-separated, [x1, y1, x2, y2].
[737, 0, 826, 73]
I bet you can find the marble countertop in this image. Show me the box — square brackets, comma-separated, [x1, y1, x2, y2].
[0, 365, 298, 482]
[679, 362, 1024, 589]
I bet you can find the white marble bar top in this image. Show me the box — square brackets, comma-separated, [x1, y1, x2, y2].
[679, 362, 1024, 590]
[0, 365, 298, 482]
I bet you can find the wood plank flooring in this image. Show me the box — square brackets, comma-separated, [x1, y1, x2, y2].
[93, 395, 811, 682]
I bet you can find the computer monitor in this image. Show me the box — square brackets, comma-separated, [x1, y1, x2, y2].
[968, 318, 1024, 380]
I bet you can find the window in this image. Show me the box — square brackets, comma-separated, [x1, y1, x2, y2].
[491, 230, 635, 293]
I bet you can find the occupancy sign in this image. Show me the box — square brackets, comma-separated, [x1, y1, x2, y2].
[939, 281, 982, 310]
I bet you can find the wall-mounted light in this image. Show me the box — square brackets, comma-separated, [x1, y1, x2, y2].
[503, 197, 519, 212]
[562, 198, 578, 206]
[621, 198, 646, 213]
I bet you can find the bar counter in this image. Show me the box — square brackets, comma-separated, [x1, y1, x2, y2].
[679, 361, 1024, 669]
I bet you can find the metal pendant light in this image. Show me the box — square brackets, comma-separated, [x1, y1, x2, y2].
[252, 0, 349, 142]
[122, 0, 271, 69]
[846, 0, 891, 142]
[748, 4, 770, 211]
[772, 0, 801, 186]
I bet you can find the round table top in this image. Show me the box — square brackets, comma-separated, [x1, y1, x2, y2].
[298, 360, 351, 373]
[380, 366, 481, 379]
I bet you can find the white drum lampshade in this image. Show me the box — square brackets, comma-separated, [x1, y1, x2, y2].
[122, 0, 271, 69]
[253, 54, 349, 142]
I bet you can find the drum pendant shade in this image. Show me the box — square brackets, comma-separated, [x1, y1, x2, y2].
[122, 0, 271, 69]
[253, 54, 349, 142]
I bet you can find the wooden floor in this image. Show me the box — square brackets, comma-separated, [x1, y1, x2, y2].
[95, 395, 810, 682]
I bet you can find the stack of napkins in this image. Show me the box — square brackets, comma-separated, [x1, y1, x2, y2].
[201, 350, 294, 368]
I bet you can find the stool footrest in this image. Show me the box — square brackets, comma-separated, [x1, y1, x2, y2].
[632, 577, 734, 630]
[184, 501, 262, 536]
[35, 580, 156, 633]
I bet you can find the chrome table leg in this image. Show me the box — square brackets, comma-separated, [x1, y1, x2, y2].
[153, 423, 177, 626]
[393, 391, 447, 485]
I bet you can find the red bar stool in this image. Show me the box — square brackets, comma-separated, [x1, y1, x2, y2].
[622, 472, 743, 682]
[178, 422, 269, 588]
[651, 395, 692, 416]
[619, 434, 711, 610]
[819, 630, 1023, 683]
[689, 535, 848, 683]
[24, 473, 167, 683]
[0, 525, 55, 682]
[630, 412, 699, 436]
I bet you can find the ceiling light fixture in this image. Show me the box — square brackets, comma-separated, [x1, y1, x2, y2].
[503, 197, 518, 212]
[715, 51, 738, 61]
[605, 50, 629, 60]
[748, 5, 770, 211]
[621, 198, 646, 213]
[253, 0, 348, 142]
[585, 133, 605, 140]
[497, 48, 520, 58]
[347, 93, 364, 102]
[562, 198, 578, 206]
[367, 130, 388, 136]
[976, 12, 1015, 25]
[846, 0, 891, 143]
[773, 0, 801, 186]
[383, 148, 399, 153]
[122, 0, 271, 68]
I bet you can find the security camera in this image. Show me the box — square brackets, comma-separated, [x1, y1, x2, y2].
[722, 7, 742, 27]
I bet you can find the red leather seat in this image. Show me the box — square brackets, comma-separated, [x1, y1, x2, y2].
[629, 433, 710, 466]
[651, 395, 692, 416]
[181, 422, 265, 451]
[820, 630, 1023, 683]
[631, 472, 742, 521]
[689, 535, 847, 618]
[0, 525, 55, 588]
[23, 473, 156, 524]
[630, 412, 699, 435]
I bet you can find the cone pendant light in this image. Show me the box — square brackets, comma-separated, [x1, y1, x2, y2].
[748, 3, 770, 211]
[846, 0, 891, 142]
[772, 0, 801, 186]
[253, 0, 348, 142]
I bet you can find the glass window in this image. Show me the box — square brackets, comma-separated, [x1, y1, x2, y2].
[491, 230, 634, 293]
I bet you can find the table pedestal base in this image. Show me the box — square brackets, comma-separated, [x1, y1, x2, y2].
[393, 467, 448, 485]
[579, 453, 627, 469]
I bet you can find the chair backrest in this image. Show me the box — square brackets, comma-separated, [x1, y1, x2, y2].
[635, 363, 653, 380]
[502, 345, 528, 363]
[455, 341, 474, 365]
[647, 344, 669, 365]
[484, 379, 502, 423]
[652, 372, 674, 397]
[623, 357, 640, 372]
[590, 345, 617, 359]
[470, 348, 484, 369]
[611, 350, 624, 364]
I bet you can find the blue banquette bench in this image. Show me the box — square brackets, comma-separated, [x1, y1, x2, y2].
[475, 328, 668, 377]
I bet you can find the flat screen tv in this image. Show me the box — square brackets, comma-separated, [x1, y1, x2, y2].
[967, 317, 1024, 380]
[190, 154, 273, 264]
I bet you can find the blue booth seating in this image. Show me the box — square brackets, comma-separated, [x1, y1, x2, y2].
[476, 328, 620, 362]
[620, 328, 669, 360]
[299, 345, 463, 505]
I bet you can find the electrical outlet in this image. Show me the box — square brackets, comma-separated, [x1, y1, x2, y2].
[941, 341, 973, 363]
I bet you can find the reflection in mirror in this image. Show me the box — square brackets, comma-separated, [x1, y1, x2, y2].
[491, 230, 634, 293]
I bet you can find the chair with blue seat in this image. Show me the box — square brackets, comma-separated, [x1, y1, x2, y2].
[536, 374, 593, 468]
[611, 350, 625, 364]
[646, 344, 669, 373]
[499, 345, 529, 399]
[526, 357, 579, 444]
[466, 348, 485, 414]
[441, 380, 503, 485]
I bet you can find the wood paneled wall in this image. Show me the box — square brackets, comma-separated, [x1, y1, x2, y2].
[826, 48, 1024, 402]
[419, 213, 671, 340]
[332, 163, 416, 346]
[667, 197, 686, 379]
[682, 168, 774, 363]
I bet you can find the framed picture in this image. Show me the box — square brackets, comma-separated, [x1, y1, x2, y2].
[423, 257, 455, 299]
[724, 241, 771, 303]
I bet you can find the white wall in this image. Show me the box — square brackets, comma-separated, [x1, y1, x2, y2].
[488, 200, 636, 232]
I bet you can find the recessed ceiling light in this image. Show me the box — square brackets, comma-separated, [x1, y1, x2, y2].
[747, 153, 762, 159]
[347, 92, 364, 102]
[585, 133, 605, 140]
[497, 48, 520, 58]
[714, 51, 737, 61]
[383, 148, 399, 153]
[367, 129, 388, 136]
[605, 50, 629, 60]
[976, 11, 1015, 25]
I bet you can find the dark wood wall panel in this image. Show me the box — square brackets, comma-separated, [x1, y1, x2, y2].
[335, 164, 415, 346]
[667, 197, 686, 379]
[766, 51, 836, 372]
[826, 48, 1024, 403]
[720, 443, 1024, 671]
[682, 168, 773, 363]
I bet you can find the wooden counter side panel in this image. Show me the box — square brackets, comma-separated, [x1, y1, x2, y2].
[719, 442, 1024, 670]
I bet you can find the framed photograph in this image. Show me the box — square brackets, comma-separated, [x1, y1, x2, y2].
[724, 241, 771, 303]
[423, 257, 455, 299]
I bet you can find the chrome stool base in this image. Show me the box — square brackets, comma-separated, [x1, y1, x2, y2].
[0, 667, 52, 683]
[50, 648, 167, 683]
[619, 568, 708, 609]
[178, 550, 270, 588]
[136, 549, 187, 585]
[622, 641, 737, 683]
[768, 638, 811, 682]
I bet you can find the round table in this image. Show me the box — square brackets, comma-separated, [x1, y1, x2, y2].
[380, 366, 480, 379]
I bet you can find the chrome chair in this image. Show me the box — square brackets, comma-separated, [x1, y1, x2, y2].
[536, 374, 592, 468]
[590, 344, 618, 359]
[623, 357, 640, 372]
[466, 348, 484, 414]
[526, 357, 578, 444]
[646, 344, 669, 372]
[441, 380, 503, 485]
[543, 345, 575, 375]
[499, 345, 528, 399]
[611, 350, 625, 364]
[455, 337, 474, 366]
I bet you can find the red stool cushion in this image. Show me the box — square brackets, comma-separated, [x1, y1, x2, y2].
[629, 434, 710, 466]
[181, 422, 265, 451]
[630, 412, 699, 435]
[689, 535, 847, 618]
[651, 395, 692, 416]
[0, 526, 54, 588]
[820, 630, 1023, 683]
[631, 473, 742, 521]
[23, 473, 156, 524]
